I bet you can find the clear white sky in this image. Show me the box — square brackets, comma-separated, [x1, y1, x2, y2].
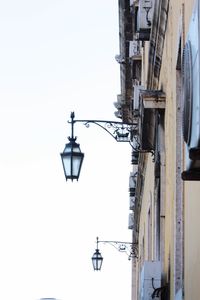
[0, 1, 132, 300]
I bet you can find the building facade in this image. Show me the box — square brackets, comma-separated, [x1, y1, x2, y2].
[116, 0, 200, 299]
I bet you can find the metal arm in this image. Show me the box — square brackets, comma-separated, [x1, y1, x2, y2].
[68, 111, 138, 144]
[95, 237, 138, 259]
[67, 112, 155, 155]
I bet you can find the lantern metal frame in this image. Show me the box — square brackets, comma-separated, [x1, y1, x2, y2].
[60, 112, 84, 181]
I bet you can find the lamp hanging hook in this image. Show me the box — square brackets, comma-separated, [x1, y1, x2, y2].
[70, 111, 75, 140]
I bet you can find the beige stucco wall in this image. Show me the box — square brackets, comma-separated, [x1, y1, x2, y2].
[159, 2, 183, 298]
[184, 182, 200, 299]
[137, 0, 200, 299]
[138, 154, 155, 262]
[159, 1, 200, 299]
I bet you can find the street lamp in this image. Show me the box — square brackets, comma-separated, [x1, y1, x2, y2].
[91, 237, 103, 271]
[91, 237, 138, 271]
[60, 112, 84, 181]
[61, 111, 138, 181]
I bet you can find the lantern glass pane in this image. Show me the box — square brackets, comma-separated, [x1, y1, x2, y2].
[72, 155, 82, 177]
[73, 145, 81, 153]
[62, 156, 71, 176]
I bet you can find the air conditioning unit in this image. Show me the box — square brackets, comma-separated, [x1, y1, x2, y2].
[133, 85, 144, 116]
[114, 102, 121, 110]
[129, 196, 135, 210]
[129, 172, 137, 196]
[114, 94, 126, 119]
[117, 94, 125, 104]
[136, 0, 154, 40]
[181, 1, 200, 180]
[140, 261, 161, 300]
[115, 54, 126, 64]
[138, 0, 154, 30]
[114, 111, 122, 119]
[129, 41, 141, 58]
[128, 213, 134, 229]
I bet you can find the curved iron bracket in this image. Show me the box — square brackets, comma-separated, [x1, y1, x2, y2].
[67, 112, 155, 154]
[68, 112, 137, 143]
[96, 237, 138, 260]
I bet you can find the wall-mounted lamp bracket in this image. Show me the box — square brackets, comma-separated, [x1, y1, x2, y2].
[68, 111, 137, 143]
[99, 240, 138, 260]
[61, 111, 150, 181]
[94, 236, 138, 261]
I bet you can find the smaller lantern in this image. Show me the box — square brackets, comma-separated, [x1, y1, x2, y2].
[91, 237, 103, 271]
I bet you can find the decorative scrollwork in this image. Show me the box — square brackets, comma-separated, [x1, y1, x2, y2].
[68, 115, 137, 142]
[96, 238, 138, 260]
[67, 112, 153, 154]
